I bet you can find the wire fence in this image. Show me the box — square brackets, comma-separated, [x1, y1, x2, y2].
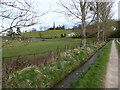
[2, 38, 98, 82]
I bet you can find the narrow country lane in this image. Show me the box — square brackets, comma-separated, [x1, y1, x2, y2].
[105, 40, 118, 88]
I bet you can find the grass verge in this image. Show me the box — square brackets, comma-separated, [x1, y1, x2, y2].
[70, 41, 112, 88]
[115, 40, 120, 54]
[3, 42, 106, 88]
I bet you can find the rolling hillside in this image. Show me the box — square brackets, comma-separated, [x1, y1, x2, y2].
[21, 30, 72, 38]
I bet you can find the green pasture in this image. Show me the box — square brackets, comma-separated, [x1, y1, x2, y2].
[21, 30, 72, 38]
[2, 40, 80, 58]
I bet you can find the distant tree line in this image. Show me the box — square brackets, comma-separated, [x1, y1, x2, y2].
[109, 20, 120, 38]
[72, 19, 117, 38]
[47, 25, 65, 30]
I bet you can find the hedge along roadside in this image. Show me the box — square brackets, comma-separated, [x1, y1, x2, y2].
[3, 42, 106, 88]
[70, 41, 112, 88]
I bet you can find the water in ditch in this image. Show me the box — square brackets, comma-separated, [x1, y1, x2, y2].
[53, 44, 106, 88]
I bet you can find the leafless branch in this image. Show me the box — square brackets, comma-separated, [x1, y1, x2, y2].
[0, 0, 45, 33]
[57, 0, 95, 46]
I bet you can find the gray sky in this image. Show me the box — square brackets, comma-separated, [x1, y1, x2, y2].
[34, 0, 119, 27]
[0, 0, 119, 32]
[31, 0, 119, 31]
[34, 0, 120, 25]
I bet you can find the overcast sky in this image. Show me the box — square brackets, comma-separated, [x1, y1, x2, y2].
[0, 0, 119, 32]
[26, 0, 119, 31]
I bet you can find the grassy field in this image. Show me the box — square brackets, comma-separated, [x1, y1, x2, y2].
[70, 41, 112, 88]
[2, 40, 80, 58]
[3, 41, 106, 88]
[21, 30, 72, 38]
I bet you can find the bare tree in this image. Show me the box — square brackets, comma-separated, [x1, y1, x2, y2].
[99, 1, 113, 41]
[96, 2, 100, 42]
[0, 0, 45, 33]
[91, 2, 101, 42]
[57, 0, 95, 47]
[91, 1, 104, 42]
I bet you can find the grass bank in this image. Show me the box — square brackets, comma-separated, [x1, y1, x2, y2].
[3, 42, 105, 88]
[70, 41, 112, 88]
[115, 40, 120, 54]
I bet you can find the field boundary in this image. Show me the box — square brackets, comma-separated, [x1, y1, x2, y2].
[3, 41, 106, 88]
[53, 42, 108, 88]
[70, 41, 112, 88]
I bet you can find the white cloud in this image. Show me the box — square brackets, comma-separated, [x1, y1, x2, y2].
[111, 0, 119, 20]
[1, 0, 118, 32]
[34, 0, 118, 25]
